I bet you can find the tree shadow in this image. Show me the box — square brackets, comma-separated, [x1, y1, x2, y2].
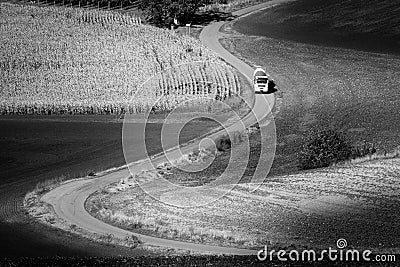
[191, 10, 237, 26]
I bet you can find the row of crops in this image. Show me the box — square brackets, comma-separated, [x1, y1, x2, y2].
[0, 3, 241, 115]
[16, 0, 140, 10]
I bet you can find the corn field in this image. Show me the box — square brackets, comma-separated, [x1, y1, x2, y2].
[0, 3, 240, 115]
[132, 62, 241, 113]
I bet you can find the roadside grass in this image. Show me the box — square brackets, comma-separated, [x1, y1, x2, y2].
[93, 206, 252, 246]
[162, 127, 260, 187]
[87, 157, 400, 251]
[334, 147, 400, 166]
[33, 171, 99, 194]
[86, 188, 259, 248]
[24, 176, 143, 250]
[104, 127, 253, 189]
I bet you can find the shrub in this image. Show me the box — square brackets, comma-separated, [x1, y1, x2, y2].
[215, 134, 231, 151]
[299, 129, 353, 170]
[351, 141, 376, 158]
[124, 234, 141, 248]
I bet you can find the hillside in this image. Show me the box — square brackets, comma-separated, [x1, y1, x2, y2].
[85, 0, 400, 254]
[88, 157, 400, 252]
[233, 0, 400, 54]
[221, 2, 400, 174]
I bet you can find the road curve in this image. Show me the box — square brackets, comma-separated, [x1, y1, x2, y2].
[42, 1, 290, 255]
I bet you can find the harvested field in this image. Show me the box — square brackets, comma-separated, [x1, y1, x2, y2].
[0, 116, 218, 256]
[221, 21, 400, 174]
[233, 0, 400, 55]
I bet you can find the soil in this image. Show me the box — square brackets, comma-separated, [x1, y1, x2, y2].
[0, 116, 217, 257]
[233, 0, 400, 55]
[222, 13, 400, 174]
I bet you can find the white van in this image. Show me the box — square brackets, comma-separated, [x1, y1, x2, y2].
[253, 67, 276, 94]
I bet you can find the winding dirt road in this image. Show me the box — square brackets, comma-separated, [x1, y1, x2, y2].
[42, 0, 293, 255]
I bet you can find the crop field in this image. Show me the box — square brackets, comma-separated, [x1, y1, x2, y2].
[221, 22, 400, 174]
[0, 3, 241, 115]
[88, 157, 400, 252]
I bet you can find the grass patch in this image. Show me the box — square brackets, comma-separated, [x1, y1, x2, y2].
[86, 189, 255, 248]
[87, 157, 400, 251]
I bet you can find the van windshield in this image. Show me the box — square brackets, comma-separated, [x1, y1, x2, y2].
[256, 78, 268, 84]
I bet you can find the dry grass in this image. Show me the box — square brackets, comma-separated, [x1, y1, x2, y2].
[88, 157, 400, 252]
[334, 147, 400, 166]
[33, 171, 98, 194]
[24, 180, 143, 250]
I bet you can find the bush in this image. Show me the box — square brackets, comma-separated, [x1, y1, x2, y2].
[216, 134, 231, 151]
[299, 130, 353, 170]
[351, 141, 376, 158]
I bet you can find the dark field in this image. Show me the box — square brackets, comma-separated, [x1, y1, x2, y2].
[0, 116, 218, 257]
[233, 0, 400, 55]
[224, 10, 400, 173]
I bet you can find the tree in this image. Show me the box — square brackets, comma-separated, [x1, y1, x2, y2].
[138, 0, 211, 27]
